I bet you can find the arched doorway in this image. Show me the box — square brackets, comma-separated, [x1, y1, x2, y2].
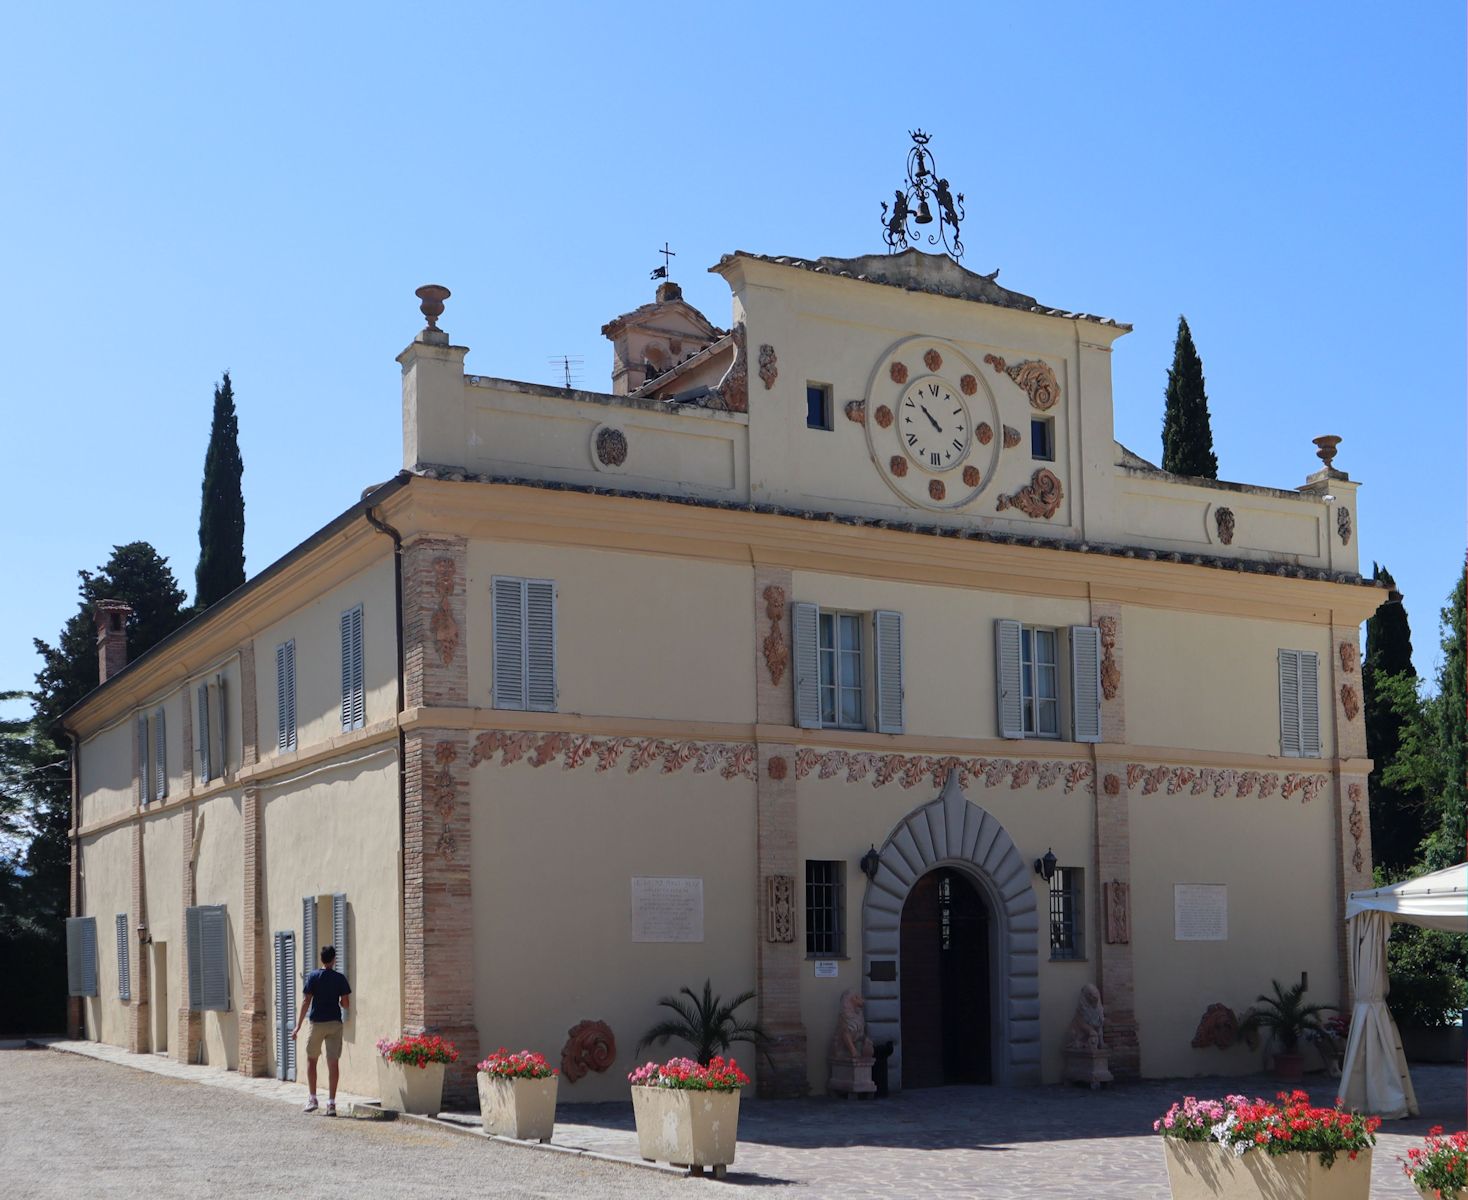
[899, 867, 991, 1086]
[860, 771, 1041, 1089]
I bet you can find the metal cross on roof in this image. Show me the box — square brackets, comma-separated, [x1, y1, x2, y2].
[650, 242, 677, 280]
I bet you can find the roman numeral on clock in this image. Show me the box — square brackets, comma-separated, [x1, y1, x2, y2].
[952, 439, 963, 453]
[906, 433, 918, 446]
[929, 451, 941, 466]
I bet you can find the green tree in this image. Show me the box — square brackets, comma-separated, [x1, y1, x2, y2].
[195, 370, 246, 609]
[1161, 315, 1219, 478]
[1421, 562, 1466, 870]
[1363, 565, 1424, 874]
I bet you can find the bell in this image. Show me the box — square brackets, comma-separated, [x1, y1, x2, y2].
[914, 198, 933, 225]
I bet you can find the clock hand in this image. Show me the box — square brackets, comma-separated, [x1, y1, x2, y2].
[919, 404, 943, 433]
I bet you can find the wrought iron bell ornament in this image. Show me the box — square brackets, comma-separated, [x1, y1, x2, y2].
[914, 198, 933, 225]
[878, 129, 965, 260]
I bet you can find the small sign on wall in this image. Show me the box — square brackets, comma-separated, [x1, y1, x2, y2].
[631, 877, 704, 943]
[813, 960, 838, 979]
[1174, 884, 1228, 941]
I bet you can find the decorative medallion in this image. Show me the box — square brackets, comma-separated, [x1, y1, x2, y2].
[889, 361, 908, 385]
[1337, 506, 1352, 546]
[1103, 773, 1121, 796]
[996, 468, 1063, 519]
[1214, 506, 1235, 546]
[923, 348, 943, 372]
[767, 755, 788, 781]
[890, 455, 908, 478]
[594, 426, 628, 467]
[960, 374, 977, 396]
[928, 479, 945, 502]
[1097, 615, 1120, 701]
[982, 353, 1007, 374]
[758, 344, 778, 390]
[561, 1020, 616, 1083]
[844, 400, 866, 424]
[1103, 881, 1131, 945]
[976, 422, 993, 445]
[874, 404, 894, 429]
[1002, 425, 1021, 449]
[767, 875, 795, 943]
[1191, 1004, 1239, 1050]
[962, 465, 980, 487]
[429, 558, 459, 666]
[762, 586, 788, 687]
[1339, 642, 1358, 674]
[430, 740, 461, 862]
[1340, 684, 1360, 721]
[1005, 360, 1060, 411]
[1348, 782, 1365, 873]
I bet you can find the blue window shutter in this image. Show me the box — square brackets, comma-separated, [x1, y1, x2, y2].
[67, 916, 98, 997]
[1070, 626, 1102, 744]
[198, 905, 230, 1012]
[274, 931, 297, 1081]
[332, 892, 349, 1020]
[216, 675, 229, 775]
[1279, 650, 1302, 758]
[1299, 650, 1321, 758]
[276, 643, 289, 751]
[525, 580, 557, 712]
[492, 578, 526, 710]
[116, 913, 131, 1001]
[792, 602, 820, 730]
[995, 619, 1024, 739]
[196, 683, 211, 782]
[136, 715, 149, 805]
[285, 641, 297, 749]
[350, 608, 365, 729]
[186, 906, 205, 1011]
[874, 610, 904, 735]
[154, 707, 167, 801]
[302, 896, 317, 978]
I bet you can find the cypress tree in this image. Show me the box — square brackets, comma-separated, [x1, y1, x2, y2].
[1161, 315, 1219, 478]
[195, 371, 246, 609]
[1422, 562, 1466, 870]
[1363, 564, 1423, 874]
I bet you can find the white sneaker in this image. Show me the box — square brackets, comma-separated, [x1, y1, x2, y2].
[325, 1102, 337, 1117]
[303, 1097, 319, 1113]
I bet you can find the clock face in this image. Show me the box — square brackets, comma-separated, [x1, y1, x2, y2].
[899, 376, 970, 472]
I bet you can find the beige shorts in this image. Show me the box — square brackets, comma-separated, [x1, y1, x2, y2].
[306, 1021, 344, 1061]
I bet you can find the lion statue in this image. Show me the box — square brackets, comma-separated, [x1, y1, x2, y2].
[1064, 983, 1106, 1051]
[831, 988, 874, 1059]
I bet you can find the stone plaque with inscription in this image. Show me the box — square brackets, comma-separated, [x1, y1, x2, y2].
[1174, 884, 1228, 941]
[631, 876, 704, 943]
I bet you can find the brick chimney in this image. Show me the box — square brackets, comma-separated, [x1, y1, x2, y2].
[94, 600, 133, 684]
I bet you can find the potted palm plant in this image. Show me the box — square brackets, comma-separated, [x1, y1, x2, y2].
[1239, 980, 1334, 1083]
[636, 979, 767, 1066]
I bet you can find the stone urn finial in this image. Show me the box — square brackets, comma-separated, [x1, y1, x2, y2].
[415, 284, 451, 331]
[1312, 435, 1342, 468]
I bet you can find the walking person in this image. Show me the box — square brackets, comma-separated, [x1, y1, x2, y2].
[292, 944, 352, 1115]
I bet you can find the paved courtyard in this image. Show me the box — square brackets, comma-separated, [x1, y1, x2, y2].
[8, 1043, 1458, 1198]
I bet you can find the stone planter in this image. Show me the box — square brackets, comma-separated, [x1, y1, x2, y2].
[1162, 1140, 1372, 1200]
[1272, 1051, 1306, 1083]
[477, 1073, 558, 1142]
[631, 1085, 741, 1179]
[376, 1058, 446, 1115]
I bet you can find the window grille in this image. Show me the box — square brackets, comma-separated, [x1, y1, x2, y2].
[1049, 867, 1084, 960]
[805, 860, 845, 956]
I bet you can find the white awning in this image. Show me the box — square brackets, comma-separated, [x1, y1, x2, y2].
[1344, 864, 1468, 932]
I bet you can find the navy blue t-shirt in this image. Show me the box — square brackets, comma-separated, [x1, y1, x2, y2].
[303, 967, 351, 1022]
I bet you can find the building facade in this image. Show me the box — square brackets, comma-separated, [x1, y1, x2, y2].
[64, 248, 1382, 1102]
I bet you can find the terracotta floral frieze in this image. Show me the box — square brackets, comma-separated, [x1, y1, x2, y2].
[1348, 782, 1365, 873]
[874, 404, 894, 429]
[431, 740, 460, 861]
[996, 467, 1063, 519]
[962, 465, 981, 487]
[1123, 762, 1329, 804]
[470, 729, 759, 780]
[430, 558, 459, 666]
[762, 585, 788, 687]
[1097, 615, 1120, 701]
[791, 750, 1093, 794]
[890, 455, 908, 478]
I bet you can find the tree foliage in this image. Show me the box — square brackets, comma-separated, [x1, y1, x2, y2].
[195, 370, 246, 610]
[637, 979, 766, 1066]
[1363, 564, 1424, 874]
[1161, 315, 1219, 479]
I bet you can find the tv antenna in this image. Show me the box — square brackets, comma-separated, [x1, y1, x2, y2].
[548, 354, 584, 389]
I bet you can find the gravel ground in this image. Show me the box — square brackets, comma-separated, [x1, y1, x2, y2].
[0, 1048, 696, 1200]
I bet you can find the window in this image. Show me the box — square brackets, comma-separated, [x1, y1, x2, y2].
[340, 606, 365, 731]
[136, 714, 150, 804]
[819, 612, 865, 728]
[1031, 416, 1054, 461]
[806, 383, 833, 431]
[152, 708, 167, 802]
[276, 640, 298, 751]
[185, 904, 230, 1012]
[996, 621, 1101, 743]
[805, 861, 845, 956]
[116, 913, 131, 1001]
[301, 892, 350, 1020]
[1048, 867, 1084, 960]
[1278, 649, 1321, 758]
[491, 577, 557, 711]
[1021, 626, 1060, 737]
[65, 916, 98, 997]
[195, 677, 228, 782]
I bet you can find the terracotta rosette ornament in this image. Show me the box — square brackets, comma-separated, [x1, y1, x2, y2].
[889, 361, 908, 385]
[873, 405, 894, 429]
[889, 455, 908, 478]
[928, 479, 945, 502]
[976, 423, 993, 446]
[923, 348, 943, 372]
[959, 374, 977, 396]
[961, 465, 980, 487]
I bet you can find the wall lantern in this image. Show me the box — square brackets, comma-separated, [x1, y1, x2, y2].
[860, 844, 882, 881]
[1033, 848, 1058, 883]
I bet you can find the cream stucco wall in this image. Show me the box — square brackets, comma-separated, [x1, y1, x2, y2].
[466, 542, 756, 724]
[78, 825, 134, 1044]
[142, 807, 185, 1052]
[260, 748, 401, 1096]
[1125, 608, 1336, 758]
[191, 792, 243, 1068]
[79, 720, 137, 826]
[1129, 783, 1341, 1077]
[469, 762, 757, 1103]
[254, 557, 396, 761]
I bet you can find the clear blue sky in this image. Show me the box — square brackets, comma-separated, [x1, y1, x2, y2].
[2, 2, 1463, 703]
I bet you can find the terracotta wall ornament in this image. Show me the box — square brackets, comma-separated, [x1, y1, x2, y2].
[761, 585, 788, 687]
[1121, 762, 1330, 804]
[996, 468, 1063, 519]
[982, 353, 1008, 374]
[928, 479, 946, 502]
[1002, 425, 1022, 450]
[431, 741, 460, 862]
[1191, 1004, 1239, 1050]
[844, 400, 866, 424]
[1337, 506, 1352, 546]
[923, 348, 943, 372]
[1103, 881, 1131, 944]
[889, 361, 908, 385]
[430, 558, 459, 666]
[1103, 773, 1121, 796]
[1097, 615, 1120, 701]
[1348, 783, 1366, 872]
[1005, 360, 1060, 411]
[758, 344, 778, 390]
[889, 455, 909, 478]
[976, 422, 993, 446]
[1214, 506, 1235, 546]
[1340, 684, 1360, 722]
[790, 750, 1093, 794]
[1339, 642, 1358, 674]
[959, 374, 977, 396]
[874, 405, 894, 429]
[962, 465, 981, 488]
[594, 426, 628, 468]
[561, 1020, 616, 1083]
[767, 875, 795, 943]
[767, 755, 788, 780]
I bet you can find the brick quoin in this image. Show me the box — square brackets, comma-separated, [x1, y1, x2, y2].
[402, 535, 468, 710]
[237, 786, 267, 1076]
[126, 823, 150, 1054]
